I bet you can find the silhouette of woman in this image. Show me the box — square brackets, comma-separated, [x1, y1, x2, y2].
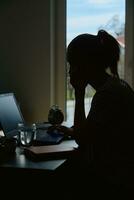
[56, 30, 134, 197]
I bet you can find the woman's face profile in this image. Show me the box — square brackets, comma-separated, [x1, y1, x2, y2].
[68, 60, 92, 88]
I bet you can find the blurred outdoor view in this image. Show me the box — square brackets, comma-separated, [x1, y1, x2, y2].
[66, 0, 125, 126]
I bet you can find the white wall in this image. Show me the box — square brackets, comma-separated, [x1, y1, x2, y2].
[0, 0, 66, 123]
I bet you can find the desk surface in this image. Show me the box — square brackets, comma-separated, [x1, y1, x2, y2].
[0, 140, 78, 172]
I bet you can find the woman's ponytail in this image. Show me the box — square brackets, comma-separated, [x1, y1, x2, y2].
[97, 29, 120, 78]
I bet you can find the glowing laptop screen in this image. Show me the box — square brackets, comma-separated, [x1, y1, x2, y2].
[0, 93, 24, 137]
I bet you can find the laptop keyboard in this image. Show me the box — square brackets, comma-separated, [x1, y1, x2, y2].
[33, 128, 64, 146]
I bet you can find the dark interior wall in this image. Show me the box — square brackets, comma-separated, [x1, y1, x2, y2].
[0, 0, 51, 123]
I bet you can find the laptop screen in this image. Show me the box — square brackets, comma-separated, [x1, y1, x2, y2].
[0, 93, 24, 137]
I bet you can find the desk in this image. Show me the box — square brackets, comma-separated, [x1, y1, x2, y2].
[0, 139, 78, 195]
[0, 140, 77, 172]
[0, 147, 66, 171]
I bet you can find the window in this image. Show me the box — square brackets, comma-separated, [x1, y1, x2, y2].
[66, 0, 126, 126]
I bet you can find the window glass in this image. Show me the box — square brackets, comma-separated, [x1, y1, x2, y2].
[66, 0, 125, 126]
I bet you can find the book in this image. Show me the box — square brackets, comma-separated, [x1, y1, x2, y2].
[24, 140, 78, 161]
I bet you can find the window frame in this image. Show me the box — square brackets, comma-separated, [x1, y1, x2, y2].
[50, 0, 66, 117]
[124, 0, 134, 88]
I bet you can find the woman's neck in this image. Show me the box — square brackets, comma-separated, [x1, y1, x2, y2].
[89, 72, 111, 90]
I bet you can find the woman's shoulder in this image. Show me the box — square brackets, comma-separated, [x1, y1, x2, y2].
[92, 77, 134, 107]
[97, 76, 134, 95]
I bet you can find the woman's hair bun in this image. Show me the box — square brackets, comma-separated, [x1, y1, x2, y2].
[97, 29, 109, 44]
[98, 29, 108, 36]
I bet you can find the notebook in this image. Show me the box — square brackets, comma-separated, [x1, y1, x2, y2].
[0, 93, 64, 145]
[24, 140, 78, 160]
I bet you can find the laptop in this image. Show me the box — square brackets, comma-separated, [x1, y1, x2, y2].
[0, 93, 64, 145]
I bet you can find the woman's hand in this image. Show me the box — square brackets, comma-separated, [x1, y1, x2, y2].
[70, 77, 87, 91]
[56, 125, 74, 137]
[47, 125, 74, 137]
[69, 66, 88, 90]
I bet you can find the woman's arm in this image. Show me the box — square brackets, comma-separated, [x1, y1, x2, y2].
[51, 88, 87, 138]
[74, 88, 86, 129]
